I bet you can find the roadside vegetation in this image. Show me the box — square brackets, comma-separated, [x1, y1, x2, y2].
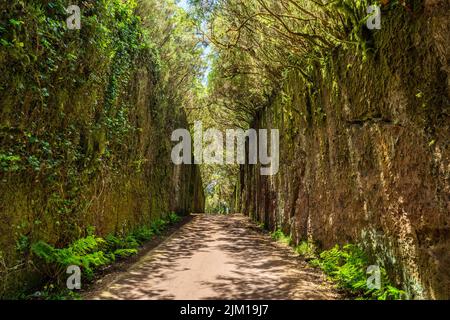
[270, 228, 405, 300]
[0, 0, 205, 298]
[22, 213, 182, 300]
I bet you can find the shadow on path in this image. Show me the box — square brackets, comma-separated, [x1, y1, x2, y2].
[90, 214, 341, 300]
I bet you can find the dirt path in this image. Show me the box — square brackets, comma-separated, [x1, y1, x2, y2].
[87, 214, 341, 300]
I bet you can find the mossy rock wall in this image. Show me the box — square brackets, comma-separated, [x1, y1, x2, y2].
[0, 0, 204, 297]
[237, 3, 449, 299]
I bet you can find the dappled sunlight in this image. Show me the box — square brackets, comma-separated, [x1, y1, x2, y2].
[93, 215, 340, 300]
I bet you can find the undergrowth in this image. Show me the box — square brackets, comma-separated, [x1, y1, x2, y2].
[28, 212, 182, 300]
[270, 229, 405, 300]
[270, 229, 292, 245]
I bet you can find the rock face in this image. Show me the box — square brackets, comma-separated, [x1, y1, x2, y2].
[236, 5, 449, 299]
[0, 63, 204, 297]
[0, 2, 204, 296]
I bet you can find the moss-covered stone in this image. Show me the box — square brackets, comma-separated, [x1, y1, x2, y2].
[237, 3, 449, 299]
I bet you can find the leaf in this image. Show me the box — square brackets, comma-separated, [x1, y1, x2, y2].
[9, 19, 24, 27]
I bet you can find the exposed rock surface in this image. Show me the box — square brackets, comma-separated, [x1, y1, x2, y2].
[0, 45, 204, 299]
[235, 4, 449, 299]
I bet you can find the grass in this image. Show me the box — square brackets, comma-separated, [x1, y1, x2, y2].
[29, 212, 183, 299]
[269, 229, 405, 300]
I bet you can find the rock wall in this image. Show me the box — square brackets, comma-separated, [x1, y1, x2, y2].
[0, 1, 204, 297]
[236, 3, 449, 299]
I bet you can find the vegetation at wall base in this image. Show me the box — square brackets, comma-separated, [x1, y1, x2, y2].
[0, 0, 448, 300]
[269, 229, 405, 300]
[23, 213, 182, 300]
[0, 0, 205, 298]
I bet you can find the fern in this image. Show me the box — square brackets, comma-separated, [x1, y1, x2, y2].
[314, 244, 405, 300]
[69, 236, 106, 255]
[294, 241, 317, 260]
[131, 227, 154, 244]
[114, 249, 138, 259]
[30, 242, 58, 264]
[271, 229, 292, 245]
[30, 213, 181, 297]
[31, 236, 111, 280]
[150, 218, 168, 235]
[167, 212, 181, 224]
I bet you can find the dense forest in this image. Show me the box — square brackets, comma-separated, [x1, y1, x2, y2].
[0, 0, 449, 300]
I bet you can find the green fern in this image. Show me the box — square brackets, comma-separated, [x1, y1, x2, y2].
[131, 227, 154, 244]
[294, 241, 317, 260]
[271, 229, 292, 245]
[314, 244, 405, 300]
[167, 212, 181, 224]
[30, 213, 180, 298]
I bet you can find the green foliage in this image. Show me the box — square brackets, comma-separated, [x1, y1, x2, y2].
[0, 0, 204, 299]
[30, 212, 182, 296]
[149, 218, 169, 235]
[311, 244, 405, 300]
[267, 228, 405, 300]
[30, 235, 111, 280]
[29, 285, 81, 301]
[130, 227, 154, 244]
[202, 0, 387, 127]
[294, 241, 317, 260]
[313, 244, 368, 291]
[1, 0, 153, 162]
[167, 212, 182, 224]
[203, 166, 239, 215]
[0, 153, 22, 172]
[271, 229, 292, 246]
[0, 0, 163, 253]
[113, 249, 138, 259]
[15, 234, 30, 253]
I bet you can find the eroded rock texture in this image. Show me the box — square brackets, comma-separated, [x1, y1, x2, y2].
[0, 43, 204, 299]
[236, 4, 449, 299]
